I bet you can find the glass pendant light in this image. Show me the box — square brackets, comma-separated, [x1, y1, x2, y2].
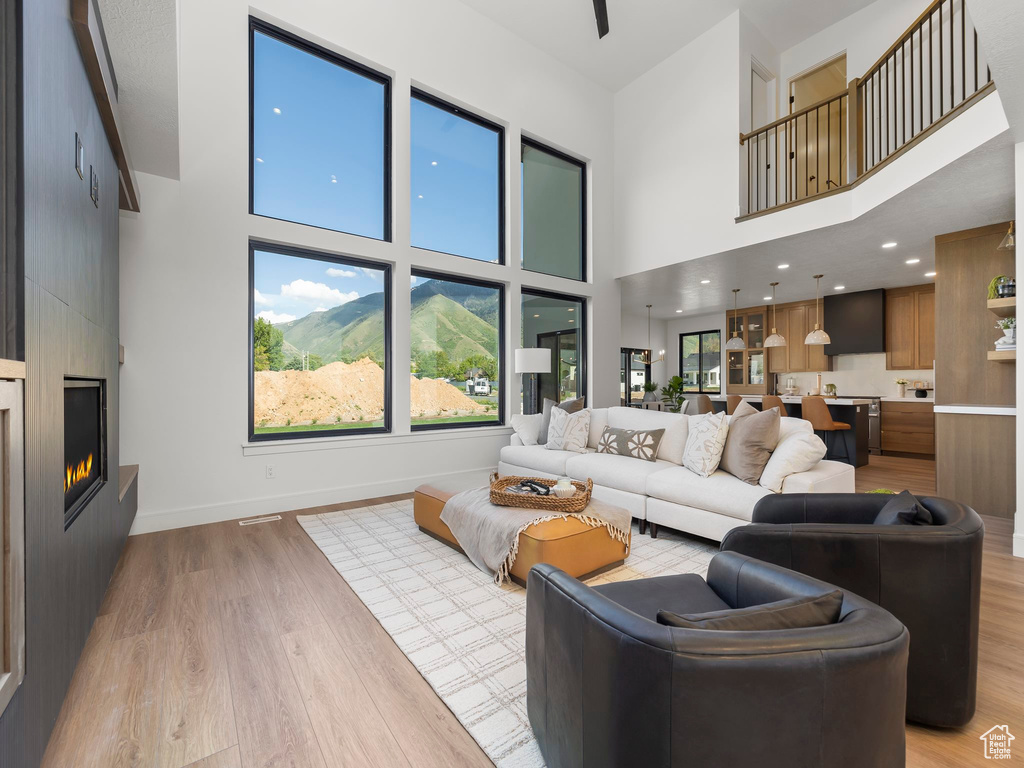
[997, 221, 1015, 251]
[725, 288, 746, 350]
[805, 274, 832, 345]
[764, 282, 787, 348]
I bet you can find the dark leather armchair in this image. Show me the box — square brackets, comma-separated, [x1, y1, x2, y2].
[526, 551, 908, 768]
[721, 493, 983, 728]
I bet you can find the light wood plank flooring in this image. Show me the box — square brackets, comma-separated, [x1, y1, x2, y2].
[43, 458, 1023, 767]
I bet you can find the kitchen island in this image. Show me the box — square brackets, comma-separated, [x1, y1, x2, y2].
[707, 394, 870, 468]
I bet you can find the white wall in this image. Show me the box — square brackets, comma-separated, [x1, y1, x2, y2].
[664, 312, 729, 391]
[783, 353, 933, 397]
[120, 0, 620, 533]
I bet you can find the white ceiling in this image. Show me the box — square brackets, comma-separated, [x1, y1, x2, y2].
[455, 0, 878, 91]
[97, 0, 180, 179]
[620, 133, 1016, 319]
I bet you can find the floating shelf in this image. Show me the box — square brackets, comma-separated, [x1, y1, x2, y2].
[987, 297, 1016, 317]
[987, 350, 1016, 362]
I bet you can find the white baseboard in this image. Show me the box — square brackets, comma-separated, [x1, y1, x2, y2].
[1013, 532, 1024, 559]
[128, 465, 496, 535]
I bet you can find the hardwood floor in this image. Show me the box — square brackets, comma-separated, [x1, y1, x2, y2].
[42, 458, 1023, 767]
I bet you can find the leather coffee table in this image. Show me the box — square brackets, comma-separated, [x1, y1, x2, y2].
[414, 484, 629, 587]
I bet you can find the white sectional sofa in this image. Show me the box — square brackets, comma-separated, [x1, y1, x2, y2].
[498, 406, 854, 541]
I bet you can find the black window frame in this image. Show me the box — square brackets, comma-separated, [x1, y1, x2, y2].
[410, 88, 505, 265]
[678, 330, 722, 395]
[410, 269, 505, 432]
[521, 287, 588, 404]
[248, 17, 393, 242]
[619, 347, 652, 407]
[248, 239, 393, 442]
[520, 137, 587, 282]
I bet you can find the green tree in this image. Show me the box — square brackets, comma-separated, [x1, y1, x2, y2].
[458, 353, 497, 380]
[253, 317, 285, 371]
[414, 350, 456, 379]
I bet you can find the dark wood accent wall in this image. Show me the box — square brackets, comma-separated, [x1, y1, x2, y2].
[0, 0, 132, 764]
[933, 222, 1016, 519]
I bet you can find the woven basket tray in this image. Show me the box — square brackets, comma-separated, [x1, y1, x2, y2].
[489, 473, 593, 513]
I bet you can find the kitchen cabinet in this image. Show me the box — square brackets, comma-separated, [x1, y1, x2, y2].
[767, 299, 833, 374]
[886, 284, 935, 370]
[727, 306, 769, 394]
[881, 401, 935, 455]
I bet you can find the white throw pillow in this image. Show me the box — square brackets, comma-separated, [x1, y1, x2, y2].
[545, 407, 590, 452]
[588, 408, 609, 449]
[759, 431, 828, 492]
[682, 411, 729, 478]
[510, 412, 544, 446]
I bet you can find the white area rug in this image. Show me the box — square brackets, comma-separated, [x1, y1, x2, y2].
[298, 499, 716, 768]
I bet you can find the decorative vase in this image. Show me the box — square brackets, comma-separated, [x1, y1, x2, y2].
[643, 390, 658, 403]
[897, 383, 906, 398]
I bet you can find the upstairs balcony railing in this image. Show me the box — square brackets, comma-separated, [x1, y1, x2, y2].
[740, 0, 994, 217]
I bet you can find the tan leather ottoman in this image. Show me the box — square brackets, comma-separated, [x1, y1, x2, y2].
[414, 484, 629, 587]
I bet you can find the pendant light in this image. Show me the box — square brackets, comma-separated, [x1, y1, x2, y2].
[725, 289, 746, 350]
[634, 305, 665, 365]
[764, 282, 787, 348]
[997, 221, 1015, 251]
[805, 274, 831, 345]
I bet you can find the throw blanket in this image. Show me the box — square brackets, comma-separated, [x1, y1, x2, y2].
[440, 487, 632, 585]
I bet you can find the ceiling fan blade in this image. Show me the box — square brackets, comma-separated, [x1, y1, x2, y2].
[592, 0, 609, 38]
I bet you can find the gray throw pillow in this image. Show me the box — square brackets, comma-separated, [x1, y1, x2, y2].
[720, 400, 781, 485]
[596, 426, 666, 462]
[538, 396, 585, 445]
[656, 589, 843, 631]
[873, 490, 933, 526]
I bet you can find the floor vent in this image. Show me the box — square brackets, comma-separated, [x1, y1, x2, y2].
[238, 514, 282, 526]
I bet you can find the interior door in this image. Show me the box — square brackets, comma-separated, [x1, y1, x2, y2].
[790, 55, 847, 199]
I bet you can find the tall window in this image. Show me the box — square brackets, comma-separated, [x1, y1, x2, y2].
[620, 348, 651, 406]
[249, 242, 391, 440]
[521, 139, 585, 281]
[521, 291, 586, 413]
[411, 91, 503, 263]
[410, 272, 503, 429]
[250, 19, 390, 240]
[679, 331, 721, 394]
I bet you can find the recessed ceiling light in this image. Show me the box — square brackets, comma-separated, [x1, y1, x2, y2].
[567, 308, 574, 312]
[882, 241, 897, 248]
[925, 271, 937, 277]
[905, 258, 920, 264]
[700, 279, 711, 284]
[778, 264, 789, 269]
[533, 314, 540, 318]
[272, 107, 282, 114]
[834, 285, 845, 290]
[568, 319, 575, 323]
[675, 309, 683, 313]
[763, 296, 772, 301]
[255, 157, 264, 163]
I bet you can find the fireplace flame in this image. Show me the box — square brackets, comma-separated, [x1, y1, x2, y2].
[65, 453, 94, 494]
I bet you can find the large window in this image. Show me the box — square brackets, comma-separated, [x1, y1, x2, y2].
[679, 331, 721, 394]
[250, 19, 390, 240]
[249, 242, 391, 440]
[411, 91, 503, 263]
[620, 348, 651, 406]
[521, 139, 585, 281]
[521, 291, 586, 413]
[410, 272, 503, 429]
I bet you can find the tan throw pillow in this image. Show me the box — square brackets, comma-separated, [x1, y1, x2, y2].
[720, 401, 781, 485]
[545, 407, 590, 452]
[596, 426, 666, 462]
[539, 396, 586, 445]
[682, 411, 729, 477]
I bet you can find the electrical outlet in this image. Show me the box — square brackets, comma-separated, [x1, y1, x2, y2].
[265, 464, 275, 479]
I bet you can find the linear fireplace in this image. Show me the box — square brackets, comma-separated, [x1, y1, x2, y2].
[64, 377, 107, 529]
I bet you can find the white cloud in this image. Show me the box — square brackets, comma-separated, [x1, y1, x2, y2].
[256, 310, 296, 324]
[358, 267, 383, 281]
[253, 289, 271, 306]
[326, 267, 356, 278]
[411, 275, 418, 285]
[313, 307, 328, 312]
[280, 278, 359, 307]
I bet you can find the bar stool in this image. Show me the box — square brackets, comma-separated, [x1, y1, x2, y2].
[726, 395, 744, 415]
[801, 396, 851, 462]
[693, 394, 713, 415]
[762, 394, 787, 416]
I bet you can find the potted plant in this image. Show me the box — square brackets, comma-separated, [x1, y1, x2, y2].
[894, 378, 909, 398]
[995, 316, 1016, 349]
[643, 381, 659, 403]
[659, 376, 687, 413]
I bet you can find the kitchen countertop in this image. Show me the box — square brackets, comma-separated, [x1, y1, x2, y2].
[708, 395, 873, 406]
[880, 396, 935, 403]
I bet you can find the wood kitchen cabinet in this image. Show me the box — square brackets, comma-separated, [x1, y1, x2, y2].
[886, 284, 935, 370]
[881, 401, 935, 455]
[727, 306, 769, 394]
[768, 299, 833, 374]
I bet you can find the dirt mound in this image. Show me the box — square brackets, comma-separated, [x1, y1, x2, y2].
[254, 359, 484, 427]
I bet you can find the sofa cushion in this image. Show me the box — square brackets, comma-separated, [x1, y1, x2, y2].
[545, 407, 590, 453]
[682, 411, 729, 477]
[588, 408, 609, 449]
[720, 401, 780, 485]
[759, 431, 827, 493]
[606, 407, 687, 464]
[874, 490, 933, 526]
[646, 466, 773, 521]
[594, 573, 729, 621]
[499, 445, 577, 476]
[656, 589, 843, 631]
[539, 397, 585, 444]
[595, 426, 665, 462]
[564, 452, 674, 495]
[509, 412, 544, 446]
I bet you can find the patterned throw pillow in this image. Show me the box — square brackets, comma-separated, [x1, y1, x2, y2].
[545, 407, 591, 452]
[596, 426, 665, 462]
[682, 411, 729, 477]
